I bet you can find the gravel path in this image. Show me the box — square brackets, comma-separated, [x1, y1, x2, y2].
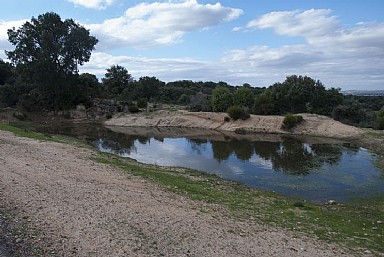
[0, 130, 354, 256]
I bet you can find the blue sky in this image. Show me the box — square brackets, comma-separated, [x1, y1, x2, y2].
[1, 0, 383, 90]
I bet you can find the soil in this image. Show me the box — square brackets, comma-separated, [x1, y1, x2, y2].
[106, 111, 364, 140]
[0, 130, 357, 256]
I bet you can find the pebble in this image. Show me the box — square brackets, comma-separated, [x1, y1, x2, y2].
[15, 238, 22, 243]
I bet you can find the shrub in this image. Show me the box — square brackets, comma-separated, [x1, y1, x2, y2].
[106, 113, 113, 119]
[224, 116, 230, 122]
[282, 114, 304, 129]
[377, 107, 384, 130]
[137, 98, 148, 108]
[227, 105, 250, 121]
[128, 105, 139, 113]
[377, 117, 384, 130]
[13, 111, 27, 121]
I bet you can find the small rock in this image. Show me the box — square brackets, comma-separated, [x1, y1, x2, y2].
[326, 200, 337, 205]
[377, 221, 383, 224]
[15, 238, 22, 243]
[364, 250, 372, 254]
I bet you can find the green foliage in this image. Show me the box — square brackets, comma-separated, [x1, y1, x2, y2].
[233, 87, 254, 109]
[78, 73, 102, 99]
[253, 92, 275, 115]
[128, 105, 139, 113]
[211, 87, 233, 112]
[5, 12, 98, 110]
[332, 99, 368, 127]
[0, 59, 14, 85]
[102, 65, 133, 96]
[282, 114, 304, 130]
[227, 105, 250, 121]
[256, 75, 342, 116]
[377, 107, 384, 130]
[134, 76, 165, 101]
[137, 98, 148, 108]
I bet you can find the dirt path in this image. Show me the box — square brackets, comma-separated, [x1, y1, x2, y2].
[0, 130, 354, 256]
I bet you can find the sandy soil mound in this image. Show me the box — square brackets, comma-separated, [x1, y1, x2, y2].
[106, 111, 364, 140]
[0, 130, 353, 256]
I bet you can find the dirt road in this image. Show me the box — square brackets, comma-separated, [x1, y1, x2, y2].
[0, 130, 353, 256]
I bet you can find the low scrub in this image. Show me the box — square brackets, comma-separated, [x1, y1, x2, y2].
[227, 105, 250, 121]
[282, 114, 304, 129]
[128, 105, 139, 113]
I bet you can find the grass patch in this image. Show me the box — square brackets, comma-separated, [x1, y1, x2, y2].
[92, 153, 384, 254]
[0, 123, 88, 148]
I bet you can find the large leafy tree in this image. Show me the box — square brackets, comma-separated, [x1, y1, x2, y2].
[233, 87, 254, 109]
[102, 65, 133, 96]
[135, 76, 164, 101]
[6, 12, 98, 110]
[211, 87, 233, 112]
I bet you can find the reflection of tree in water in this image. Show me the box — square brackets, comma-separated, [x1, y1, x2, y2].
[93, 132, 144, 156]
[210, 137, 346, 176]
[271, 139, 344, 175]
[310, 144, 343, 166]
[210, 139, 256, 161]
[253, 141, 280, 160]
[211, 140, 233, 161]
[271, 139, 316, 175]
[232, 140, 254, 161]
[187, 138, 208, 155]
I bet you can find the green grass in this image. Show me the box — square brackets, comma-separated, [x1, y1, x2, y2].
[0, 123, 88, 148]
[93, 153, 384, 255]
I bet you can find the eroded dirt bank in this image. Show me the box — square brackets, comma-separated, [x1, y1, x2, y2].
[0, 130, 354, 256]
[106, 111, 364, 140]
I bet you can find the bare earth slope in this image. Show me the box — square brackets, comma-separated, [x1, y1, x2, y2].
[0, 130, 353, 256]
[106, 111, 363, 139]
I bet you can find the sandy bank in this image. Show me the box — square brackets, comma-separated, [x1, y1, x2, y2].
[106, 110, 364, 140]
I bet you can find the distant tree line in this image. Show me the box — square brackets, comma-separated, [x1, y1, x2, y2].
[0, 12, 383, 129]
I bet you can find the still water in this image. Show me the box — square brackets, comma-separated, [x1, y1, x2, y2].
[18, 123, 384, 203]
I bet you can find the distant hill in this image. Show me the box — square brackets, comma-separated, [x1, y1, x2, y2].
[342, 90, 384, 96]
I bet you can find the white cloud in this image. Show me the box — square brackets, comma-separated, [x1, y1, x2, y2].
[226, 9, 384, 89]
[87, 0, 243, 49]
[247, 9, 339, 40]
[68, 0, 115, 10]
[0, 19, 27, 59]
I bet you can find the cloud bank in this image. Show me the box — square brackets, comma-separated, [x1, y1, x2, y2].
[87, 0, 243, 49]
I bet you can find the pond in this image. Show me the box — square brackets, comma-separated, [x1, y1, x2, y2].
[15, 122, 384, 203]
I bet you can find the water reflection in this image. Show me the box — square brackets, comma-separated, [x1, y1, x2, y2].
[12, 122, 384, 203]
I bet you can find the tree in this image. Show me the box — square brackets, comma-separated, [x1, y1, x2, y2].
[0, 59, 13, 85]
[189, 92, 211, 112]
[253, 92, 275, 115]
[377, 107, 384, 130]
[211, 87, 233, 112]
[102, 65, 133, 96]
[233, 87, 254, 109]
[135, 76, 164, 101]
[78, 73, 102, 99]
[6, 12, 98, 110]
